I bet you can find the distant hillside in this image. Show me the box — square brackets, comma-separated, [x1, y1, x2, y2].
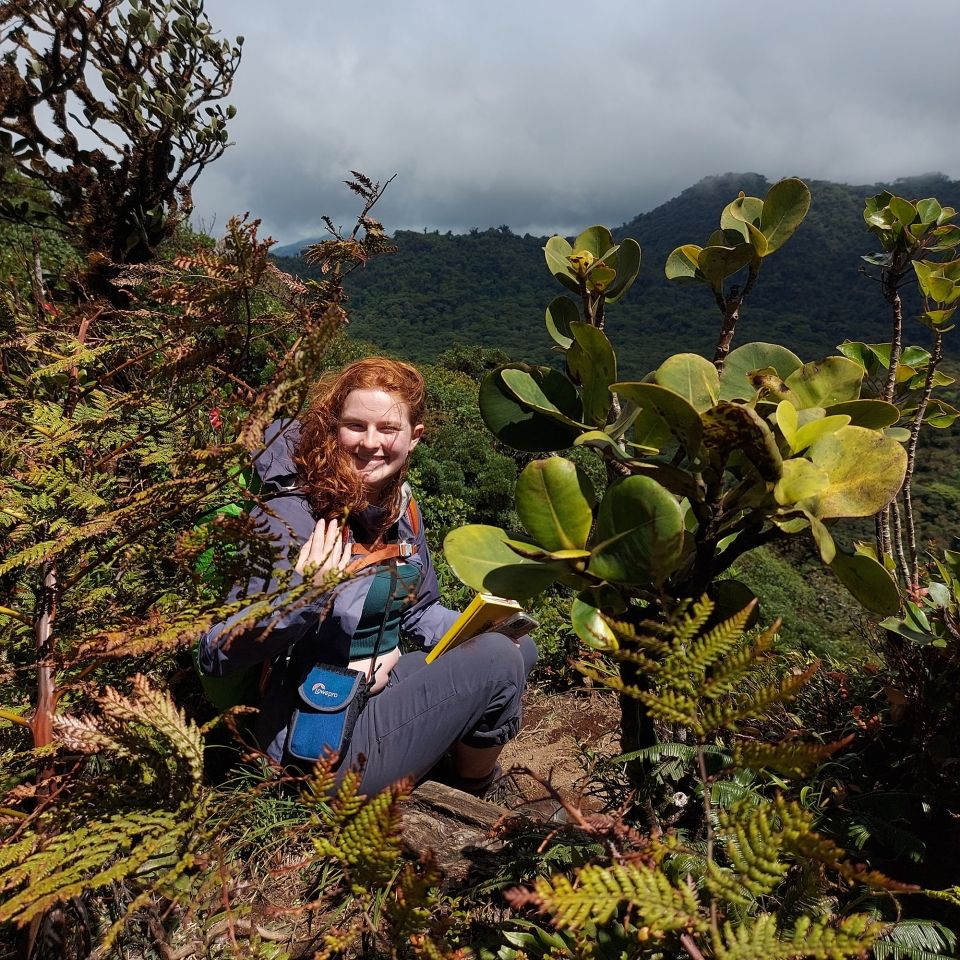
[272, 172, 960, 378]
[271, 235, 330, 257]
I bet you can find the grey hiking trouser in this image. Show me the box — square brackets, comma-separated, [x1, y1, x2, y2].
[337, 631, 537, 797]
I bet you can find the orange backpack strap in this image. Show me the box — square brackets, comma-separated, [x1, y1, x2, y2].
[346, 542, 411, 573]
[405, 495, 421, 538]
[345, 494, 420, 573]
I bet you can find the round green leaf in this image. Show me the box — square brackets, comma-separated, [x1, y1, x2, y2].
[802, 426, 907, 518]
[573, 225, 616, 260]
[791, 414, 851, 454]
[806, 510, 836, 564]
[571, 598, 618, 650]
[924, 398, 960, 428]
[515, 457, 596, 552]
[825, 400, 901, 429]
[775, 400, 798, 448]
[443, 524, 564, 601]
[719, 342, 803, 401]
[544, 235, 579, 292]
[830, 550, 901, 616]
[665, 244, 703, 282]
[702, 402, 782, 482]
[568, 322, 617, 427]
[610, 381, 703, 460]
[479, 365, 581, 452]
[774, 458, 829, 505]
[784, 357, 864, 408]
[605, 237, 641, 302]
[760, 178, 811, 254]
[588, 476, 684, 586]
[698, 243, 755, 286]
[721, 194, 764, 234]
[654, 353, 720, 412]
[721, 195, 768, 256]
[917, 198, 942, 224]
[501, 367, 586, 428]
[545, 295, 579, 348]
[889, 196, 918, 227]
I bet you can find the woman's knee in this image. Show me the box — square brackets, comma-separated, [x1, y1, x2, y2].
[465, 630, 535, 682]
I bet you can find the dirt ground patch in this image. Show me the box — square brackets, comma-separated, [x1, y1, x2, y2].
[498, 684, 621, 811]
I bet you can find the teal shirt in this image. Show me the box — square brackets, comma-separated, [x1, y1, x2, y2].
[350, 562, 421, 658]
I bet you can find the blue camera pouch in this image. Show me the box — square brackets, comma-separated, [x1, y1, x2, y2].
[286, 664, 368, 763]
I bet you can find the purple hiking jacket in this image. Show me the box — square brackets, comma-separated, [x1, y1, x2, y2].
[197, 418, 459, 759]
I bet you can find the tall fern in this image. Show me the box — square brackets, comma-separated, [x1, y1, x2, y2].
[507, 599, 916, 960]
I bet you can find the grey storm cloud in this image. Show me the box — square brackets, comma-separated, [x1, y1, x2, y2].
[192, 0, 960, 245]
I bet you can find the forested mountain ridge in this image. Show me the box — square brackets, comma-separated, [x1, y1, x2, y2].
[273, 171, 960, 378]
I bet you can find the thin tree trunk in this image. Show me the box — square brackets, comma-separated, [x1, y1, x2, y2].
[712, 265, 759, 375]
[901, 330, 944, 593]
[876, 270, 905, 559]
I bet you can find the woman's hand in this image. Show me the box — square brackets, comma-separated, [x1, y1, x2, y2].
[295, 518, 351, 583]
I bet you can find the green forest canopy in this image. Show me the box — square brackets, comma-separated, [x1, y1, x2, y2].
[274, 172, 960, 378]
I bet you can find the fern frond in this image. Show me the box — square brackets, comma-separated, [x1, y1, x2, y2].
[705, 861, 756, 908]
[635, 688, 700, 727]
[25, 342, 114, 381]
[667, 600, 755, 681]
[701, 622, 777, 700]
[714, 802, 790, 900]
[713, 911, 883, 960]
[701, 662, 819, 733]
[773, 797, 918, 893]
[527, 862, 708, 933]
[672, 594, 716, 644]
[311, 773, 411, 891]
[0, 677, 207, 925]
[732, 737, 851, 778]
[874, 919, 959, 960]
[615, 741, 731, 766]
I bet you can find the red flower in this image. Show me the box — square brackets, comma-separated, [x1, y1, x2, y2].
[208, 407, 222, 430]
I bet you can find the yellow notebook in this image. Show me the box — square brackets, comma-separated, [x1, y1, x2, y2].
[425, 593, 534, 663]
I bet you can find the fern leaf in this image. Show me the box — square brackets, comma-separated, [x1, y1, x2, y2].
[714, 911, 883, 960]
[732, 737, 852, 778]
[528, 863, 707, 933]
[701, 622, 777, 700]
[774, 797, 919, 892]
[874, 918, 958, 960]
[634, 688, 700, 728]
[666, 600, 755, 681]
[701, 662, 819, 733]
[715, 802, 790, 900]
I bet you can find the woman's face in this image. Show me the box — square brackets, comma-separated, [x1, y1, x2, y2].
[337, 388, 424, 497]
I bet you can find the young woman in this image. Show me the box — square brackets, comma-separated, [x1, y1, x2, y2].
[198, 358, 536, 796]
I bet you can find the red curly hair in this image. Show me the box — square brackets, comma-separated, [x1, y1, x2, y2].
[293, 357, 426, 529]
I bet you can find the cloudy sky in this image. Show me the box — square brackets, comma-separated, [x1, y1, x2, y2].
[192, 0, 960, 246]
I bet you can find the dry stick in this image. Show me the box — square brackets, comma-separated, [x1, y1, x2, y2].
[27, 231, 59, 759]
[901, 329, 945, 594]
[30, 235, 45, 324]
[32, 562, 57, 756]
[696, 745, 719, 936]
[28, 272, 95, 803]
[680, 932, 708, 960]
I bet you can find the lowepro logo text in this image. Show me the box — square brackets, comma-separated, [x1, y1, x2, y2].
[311, 682, 339, 699]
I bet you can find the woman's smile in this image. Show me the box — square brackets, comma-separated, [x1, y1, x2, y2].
[337, 388, 423, 496]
